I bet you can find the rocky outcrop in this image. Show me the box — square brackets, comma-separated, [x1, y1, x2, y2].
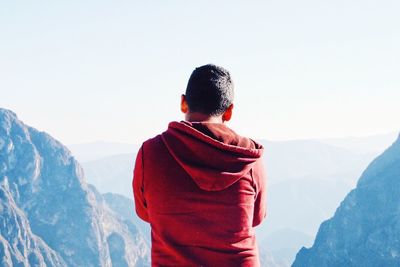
[0, 108, 149, 266]
[293, 134, 400, 267]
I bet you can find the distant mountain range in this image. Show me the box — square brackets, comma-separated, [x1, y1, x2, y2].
[2, 107, 397, 267]
[68, 133, 397, 195]
[293, 133, 400, 266]
[67, 132, 397, 266]
[0, 108, 149, 266]
[68, 136, 388, 199]
[68, 131, 397, 163]
[67, 142, 138, 162]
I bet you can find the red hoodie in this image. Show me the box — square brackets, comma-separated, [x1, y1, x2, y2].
[133, 121, 267, 267]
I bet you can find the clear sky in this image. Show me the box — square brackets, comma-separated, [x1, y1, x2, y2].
[1, 0, 399, 145]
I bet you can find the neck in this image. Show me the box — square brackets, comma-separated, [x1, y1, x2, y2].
[185, 112, 224, 123]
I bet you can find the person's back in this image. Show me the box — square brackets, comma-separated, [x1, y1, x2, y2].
[133, 64, 267, 267]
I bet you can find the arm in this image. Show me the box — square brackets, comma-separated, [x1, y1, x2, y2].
[252, 159, 267, 227]
[132, 145, 150, 222]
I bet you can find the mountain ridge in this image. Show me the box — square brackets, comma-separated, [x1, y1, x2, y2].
[293, 132, 400, 266]
[0, 108, 150, 266]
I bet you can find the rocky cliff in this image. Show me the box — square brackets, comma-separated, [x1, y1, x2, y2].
[0, 108, 149, 266]
[293, 133, 400, 266]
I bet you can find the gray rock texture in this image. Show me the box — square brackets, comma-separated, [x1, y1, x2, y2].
[0, 108, 150, 267]
[293, 133, 400, 267]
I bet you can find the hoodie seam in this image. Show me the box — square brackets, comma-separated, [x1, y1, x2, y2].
[250, 168, 257, 199]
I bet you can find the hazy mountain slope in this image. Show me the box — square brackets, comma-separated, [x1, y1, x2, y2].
[293, 134, 400, 267]
[0, 108, 149, 266]
[259, 139, 374, 185]
[67, 142, 137, 162]
[260, 179, 353, 236]
[83, 154, 136, 197]
[80, 139, 375, 198]
[318, 132, 398, 155]
[259, 228, 313, 267]
[255, 178, 354, 267]
[103, 193, 151, 244]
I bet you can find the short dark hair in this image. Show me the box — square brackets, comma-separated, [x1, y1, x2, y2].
[185, 64, 234, 116]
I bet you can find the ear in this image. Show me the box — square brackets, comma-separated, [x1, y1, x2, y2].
[222, 104, 234, 122]
[181, 94, 189, 114]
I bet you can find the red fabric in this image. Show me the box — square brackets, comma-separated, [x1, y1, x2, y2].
[133, 121, 267, 267]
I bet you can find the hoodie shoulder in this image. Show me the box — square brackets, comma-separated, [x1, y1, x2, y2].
[142, 134, 165, 152]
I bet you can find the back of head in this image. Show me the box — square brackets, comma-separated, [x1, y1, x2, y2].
[185, 64, 234, 116]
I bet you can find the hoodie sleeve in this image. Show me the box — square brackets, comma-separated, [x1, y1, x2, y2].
[133, 145, 150, 222]
[252, 159, 267, 227]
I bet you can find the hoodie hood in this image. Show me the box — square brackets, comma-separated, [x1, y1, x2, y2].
[161, 121, 264, 191]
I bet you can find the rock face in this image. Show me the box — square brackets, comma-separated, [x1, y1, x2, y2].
[293, 134, 400, 267]
[103, 193, 151, 244]
[0, 108, 149, 266]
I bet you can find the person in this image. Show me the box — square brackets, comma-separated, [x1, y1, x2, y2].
[132, 64, 267, 267]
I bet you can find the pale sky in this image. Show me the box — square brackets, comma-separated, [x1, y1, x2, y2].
[1, 0, 399, 145]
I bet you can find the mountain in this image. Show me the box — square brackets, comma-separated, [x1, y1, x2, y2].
[67, 133, 397, 166]
[255, 178, 352, 266]
[67, 142, 137, 162]
[77, 137, 387, 267]
[1, 179, 66, 266]
[80, 139, 376, 199]
[259, 178, 353, 236]
[259, 139, 374, 185]
[0, 108, 149, 266]
[259, 228, 313, 267]
[293, 134, 400, 267]
[103, 193, 151, 244]
[318, 132, 398, 155]
[83, 153, 136, 197]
